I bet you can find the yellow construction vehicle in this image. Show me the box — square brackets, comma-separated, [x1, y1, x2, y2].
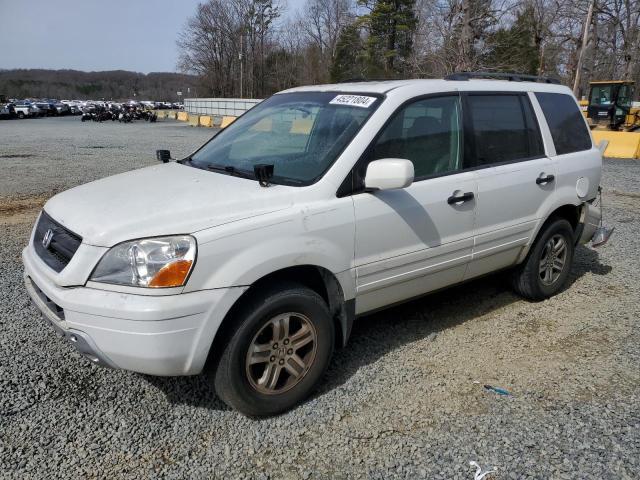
[579, 80, 640, 158]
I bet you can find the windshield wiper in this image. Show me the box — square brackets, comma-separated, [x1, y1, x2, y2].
[206, 164, 256, 180]
[254, 164, 274, 187]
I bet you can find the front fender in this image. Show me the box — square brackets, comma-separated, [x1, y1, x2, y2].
[185, 198, 356, 300]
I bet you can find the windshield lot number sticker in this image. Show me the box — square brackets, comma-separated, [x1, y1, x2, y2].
[330, 95, 377, 108]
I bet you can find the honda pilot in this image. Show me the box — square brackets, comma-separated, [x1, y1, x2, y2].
[24, 74, 608, 416]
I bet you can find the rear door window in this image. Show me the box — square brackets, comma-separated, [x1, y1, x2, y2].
[464, 94, 544, 166]
[535, 92, 592, 155]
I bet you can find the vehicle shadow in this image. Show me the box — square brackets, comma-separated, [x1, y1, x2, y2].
[142, 373, 232, 411]
[318, 245, 611, 397]
[143, 245, 610, 412]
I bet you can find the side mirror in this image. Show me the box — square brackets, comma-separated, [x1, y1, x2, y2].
[364, 159, 414, 191]
[156, 149, 171, 163]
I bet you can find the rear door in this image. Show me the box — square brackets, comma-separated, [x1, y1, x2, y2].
[462, 92, 556, 279]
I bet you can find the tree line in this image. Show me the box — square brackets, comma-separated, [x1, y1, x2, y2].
[0, 69, 198, 101]
[177, 0, 640, 99]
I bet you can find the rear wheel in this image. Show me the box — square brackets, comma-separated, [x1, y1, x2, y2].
[211, 282, 335, 416]
[511, 218, 575, 301]
[17, 112, 25, 119]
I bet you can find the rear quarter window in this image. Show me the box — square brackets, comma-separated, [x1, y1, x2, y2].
[535, 92, 592, 155]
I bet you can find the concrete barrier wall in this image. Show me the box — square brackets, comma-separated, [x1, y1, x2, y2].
[160, 101, 257, 128]
[199, 115, 213, 127]
[593, 131, 640, 159]
[184, 98, 262, 116]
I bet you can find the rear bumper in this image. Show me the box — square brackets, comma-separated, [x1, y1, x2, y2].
[23, 247, 247, 376]
[577, 202, 601, 245]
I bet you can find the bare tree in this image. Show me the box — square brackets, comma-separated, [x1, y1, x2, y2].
[174, 0, 640, 98]
[298, 0, 353, 82]
[573, 0, 596, 94]
[598, 0, 640, 78]
[177, 0, 281, 98]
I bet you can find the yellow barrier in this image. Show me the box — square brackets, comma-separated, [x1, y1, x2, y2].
[251, 117, 272, 132]
[592, 130, 640, 159]
[290, 117, 313, 134]
[199, 115, 213, 127]
[171, 112, 236, 127]
[220, 116, 237, 128]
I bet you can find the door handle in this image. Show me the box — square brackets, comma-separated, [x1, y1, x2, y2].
[536, 174, 555, 185]
[447, 191, 474, 205]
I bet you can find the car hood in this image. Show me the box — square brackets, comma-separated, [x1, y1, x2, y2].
[44, 162, 296, 247]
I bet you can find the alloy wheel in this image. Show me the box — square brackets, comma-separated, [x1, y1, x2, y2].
[539, 234, 567, 285]
[245, 312, 317, 395]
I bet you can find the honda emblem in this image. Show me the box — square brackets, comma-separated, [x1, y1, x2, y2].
[42, 229, 54, 249]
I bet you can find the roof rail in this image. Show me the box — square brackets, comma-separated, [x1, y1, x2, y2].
[444, 71, 561, 84]
[336, 77, 398, 83]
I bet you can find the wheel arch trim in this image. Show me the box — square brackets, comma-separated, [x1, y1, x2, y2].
[516, 202, 582, 264]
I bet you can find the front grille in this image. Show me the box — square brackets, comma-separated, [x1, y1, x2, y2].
[33, 211, 82, 273]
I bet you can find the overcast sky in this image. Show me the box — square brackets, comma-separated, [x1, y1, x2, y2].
[0, 0, 302, 73]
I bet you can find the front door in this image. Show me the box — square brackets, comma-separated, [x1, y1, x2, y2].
[351, 94, 477, 314]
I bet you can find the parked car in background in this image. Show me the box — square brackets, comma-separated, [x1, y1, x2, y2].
[13, 101, 41, 118]
[69, 104, 83, 115]
[55, 103, 71, 115]
[0, 103, 16, 119]
[35, 102, 58, 116]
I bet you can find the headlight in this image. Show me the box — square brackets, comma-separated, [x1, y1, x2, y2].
[90, 235, 196, 288]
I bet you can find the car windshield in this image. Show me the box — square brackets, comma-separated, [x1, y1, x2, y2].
[188, 92, 381, 185]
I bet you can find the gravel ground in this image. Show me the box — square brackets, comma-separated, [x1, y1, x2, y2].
[1, 117, 639, 479]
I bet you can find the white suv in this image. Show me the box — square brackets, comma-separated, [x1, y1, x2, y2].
[24, 75, 606, 416]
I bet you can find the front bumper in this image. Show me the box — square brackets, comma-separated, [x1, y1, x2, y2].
[23, 246, 247, 376]
[25, 276, 117, 368]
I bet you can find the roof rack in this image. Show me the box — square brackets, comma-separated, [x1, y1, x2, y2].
[336, 77, 398, 83]
[444, 71, 561, 84]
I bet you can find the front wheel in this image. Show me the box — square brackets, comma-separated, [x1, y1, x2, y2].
[211, 282, 335, 416]
[511, 218, 575, 301]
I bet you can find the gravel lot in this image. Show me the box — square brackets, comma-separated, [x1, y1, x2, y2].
[1, 117, 639, 479]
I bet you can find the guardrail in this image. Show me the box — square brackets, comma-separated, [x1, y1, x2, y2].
[184, 98, 262, 116]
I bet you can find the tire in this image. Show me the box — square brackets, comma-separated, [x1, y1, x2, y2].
[511, 218, 575, 301]
[17, 112, 25, 119]
[211, 282, 335, 417]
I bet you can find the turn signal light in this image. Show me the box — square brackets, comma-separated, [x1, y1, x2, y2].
[148, 260, 193, 288]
